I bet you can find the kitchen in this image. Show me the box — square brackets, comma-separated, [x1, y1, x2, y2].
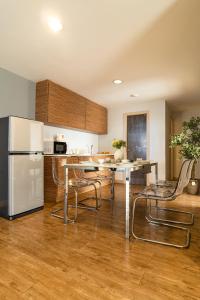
[0, 77, 115, 219]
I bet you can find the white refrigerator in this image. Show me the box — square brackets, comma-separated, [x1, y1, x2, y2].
[0, 116, 44, 219]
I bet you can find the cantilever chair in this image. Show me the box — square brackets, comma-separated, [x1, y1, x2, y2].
[72, 165, 102, 209]
[51, 157, 101, 222]
[84, 168, 115, 202]
[132, 159, 195, 248]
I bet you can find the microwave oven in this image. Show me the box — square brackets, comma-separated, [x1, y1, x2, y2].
[54, 141, 67, 154]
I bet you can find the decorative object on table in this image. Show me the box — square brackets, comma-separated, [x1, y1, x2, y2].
[98, 158, 105, 164]
[121, 159, 130, 163]
[112, 139, 126, 162]
[170, 116, 200, 195]
[187, 179, 199, 195]
[105, 157, 111, 163]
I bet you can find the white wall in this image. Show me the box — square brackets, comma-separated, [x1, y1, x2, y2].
[165, 103, 172, 179]
[44, 125, 98, 155]
[0, 68, 35, 119]
[99, 99, 167, 181]
[175, 105, 200, 122]
[172, 105, 200, 179]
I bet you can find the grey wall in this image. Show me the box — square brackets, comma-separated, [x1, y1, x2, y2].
[0, 68, 35, 119]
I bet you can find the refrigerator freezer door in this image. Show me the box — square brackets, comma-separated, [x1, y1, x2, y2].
[9, 117, 43, 152]
[9, 154, 44, 216]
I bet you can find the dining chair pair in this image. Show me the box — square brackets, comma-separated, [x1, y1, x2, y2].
[51, 157, 114, 222]
[132, 159, 195, 248]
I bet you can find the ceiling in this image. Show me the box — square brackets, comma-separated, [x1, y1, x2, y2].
[0, 0, 200, 109]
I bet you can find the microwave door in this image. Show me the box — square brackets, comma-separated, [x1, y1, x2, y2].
[54, 142, 67, 154]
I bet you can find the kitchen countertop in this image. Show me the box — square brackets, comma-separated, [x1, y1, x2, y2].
[44, 153, 113, 157]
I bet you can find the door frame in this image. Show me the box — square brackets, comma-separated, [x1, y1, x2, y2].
[123, 111, 150, 184]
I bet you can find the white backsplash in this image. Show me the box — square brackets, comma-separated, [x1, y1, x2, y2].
[44, 125, 99, 154]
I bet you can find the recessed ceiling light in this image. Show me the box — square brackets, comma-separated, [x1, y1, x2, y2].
[48, 17, 63, 32]
[113, 79, 123, 85]
[130, 94, 139, 97]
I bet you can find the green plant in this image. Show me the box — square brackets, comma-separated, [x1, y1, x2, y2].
[170, 117, 200, 160]
[112, 139, 126, 149]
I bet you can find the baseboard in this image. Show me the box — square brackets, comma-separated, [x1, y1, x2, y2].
[7, 206, 44, 220]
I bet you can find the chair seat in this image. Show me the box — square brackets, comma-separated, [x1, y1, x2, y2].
[69, 178, 96, 188]
[139, 185, 175, 199]
[88, 175, 112, 181]
[153, 180, 177, 188]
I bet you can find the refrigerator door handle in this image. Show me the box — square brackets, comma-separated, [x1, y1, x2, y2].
[9, 151, 44, 155]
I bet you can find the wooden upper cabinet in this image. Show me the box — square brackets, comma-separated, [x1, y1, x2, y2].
[35, 80, 107, 134]
[86, 100, 107, 134]
[48, 81, 86, 130]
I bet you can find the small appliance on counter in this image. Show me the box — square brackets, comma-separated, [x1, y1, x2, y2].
[54, 133, 67, 154]
[0, 116, 44, 219]
[54, 141, 67, 154]
[44, 134, 67, 155]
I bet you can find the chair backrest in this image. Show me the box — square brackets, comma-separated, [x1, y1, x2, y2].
[52, 157, 84, 186]
[52, 157, 65, 186]
[72, 166, 87, 180]
[174, 159, 195, 196]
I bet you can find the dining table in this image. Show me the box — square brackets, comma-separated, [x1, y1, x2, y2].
[63, 161, 158, 239]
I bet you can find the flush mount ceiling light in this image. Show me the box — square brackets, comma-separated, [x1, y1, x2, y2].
[130, 94, 139, 98]
[48, 17, 63, 32]
[113, 79, 123, 85]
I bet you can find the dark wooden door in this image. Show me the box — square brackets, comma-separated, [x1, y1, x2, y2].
[127, 114, 147, 185]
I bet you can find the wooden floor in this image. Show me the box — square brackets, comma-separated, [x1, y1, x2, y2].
[0, 184, 200, 299]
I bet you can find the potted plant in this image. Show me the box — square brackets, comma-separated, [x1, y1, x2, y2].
[170, 116, 200, 194]
[112, 139, 126, 162]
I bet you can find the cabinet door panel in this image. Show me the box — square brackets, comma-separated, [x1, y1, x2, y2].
[86, 100, 107, 134]
[48, 81, 86, 130]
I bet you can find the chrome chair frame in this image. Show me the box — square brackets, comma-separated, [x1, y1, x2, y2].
[132, 159, 195, 248]
[86, 169, 115, 202]
[132, 197, 191, 248]
[50, 157, 100, 222]
[51, 189, 78, 223]
[148, 165, 194, 226]
[72, 167, 101, 210]
[100, 169, 115, 202]
[148, 204, 194, 225]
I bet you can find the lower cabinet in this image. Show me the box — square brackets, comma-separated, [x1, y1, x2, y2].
[44, 155, 113, 203]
